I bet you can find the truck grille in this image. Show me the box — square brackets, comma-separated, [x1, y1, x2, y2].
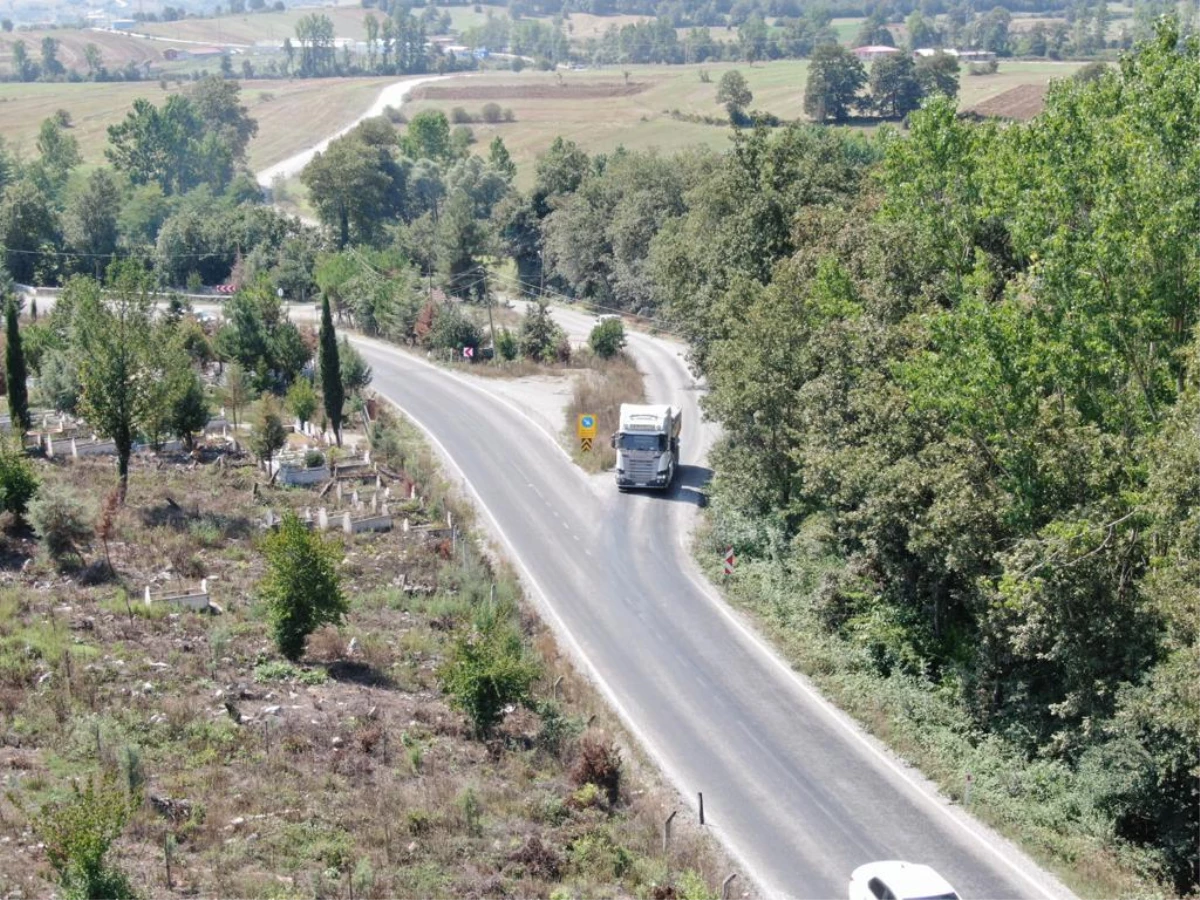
[626, 458, 658, 482]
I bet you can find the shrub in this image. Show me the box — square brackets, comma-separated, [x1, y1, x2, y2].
[304, 449, 325, 468]
[0, 440, 38, 521]
[30, 488, 93, 561]
[286, 377, 318, 427]
[588, 318, 626, 359]
[31, 773, 137, 900]
[519, 302, 566, 363]
[481, 101, 503, 123]
[256, 513, 347, 661]
[495, 327, 518, 361]
[570, 731, 622, 806]
[439, 619, 541, 737]
[450, 106, 474, 124]
[503, 107, 515, 122]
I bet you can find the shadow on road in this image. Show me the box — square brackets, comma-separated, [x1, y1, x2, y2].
[661, 464, 712, 506]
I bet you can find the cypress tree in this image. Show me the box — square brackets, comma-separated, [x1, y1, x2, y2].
[319, 296, 343, 446]
[5, 300, 30, 434]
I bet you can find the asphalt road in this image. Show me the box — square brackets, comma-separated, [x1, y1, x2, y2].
[352, 321, 1075, 900]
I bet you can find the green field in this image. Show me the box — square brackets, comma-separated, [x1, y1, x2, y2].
[139, 5, 375, 45]
[0, 77, 392, 173]
[402, 59, 1083, 187]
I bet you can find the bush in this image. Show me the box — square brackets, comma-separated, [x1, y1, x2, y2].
[31, 773, 137, 900]
[439, 618, 541, 737]
[495, 327, 518, 361]
[570, 731, 622, 806]
[968, 59, 999, 75]
[30, 488, 93, 561]
[256, 512, 347, 661]
[588, 318, 626, 359]
[519, 302, 567, 363]
[503, 107, 515, 122]
[0, 441, 38, 521]
[304, 449, 325, 468]
[450, 106, 475, 124]
[481, 101, 503, 123]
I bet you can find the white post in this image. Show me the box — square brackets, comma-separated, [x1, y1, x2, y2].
[342, 511, 352, 534]
[318, 507, 329, 531]
[71, 438, 79, 458]
[144, 585, 152, 607]
[336, 482, 343, 502]
[45, 434, 54, 458]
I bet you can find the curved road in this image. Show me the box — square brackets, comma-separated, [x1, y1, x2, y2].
[352, 323, 1074, 900]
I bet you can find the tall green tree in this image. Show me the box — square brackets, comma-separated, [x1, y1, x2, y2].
[803, 44, 866, 122]
[319, 295, 343, 445]
[71, 265, 155, 501]
[0, 179, 61, 284]
[716, 69, 753, 123]
[257, 512, 347, 661]
[63, 169, 121, 277]
[870, 53, 924, 118]
[5, 300, 30, 434]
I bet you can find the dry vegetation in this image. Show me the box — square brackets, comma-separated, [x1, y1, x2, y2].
[566, 351, 645, 473]
[0, 408, 727, 898]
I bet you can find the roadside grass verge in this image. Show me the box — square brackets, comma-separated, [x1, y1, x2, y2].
[565, 350, 645, 473]
[693, 518, 1160, 900]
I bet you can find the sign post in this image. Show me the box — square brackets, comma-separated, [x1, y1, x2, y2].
[723, 547, 735, 577]
[577, 414, 597, 452]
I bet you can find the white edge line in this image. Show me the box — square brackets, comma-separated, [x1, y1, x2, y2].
[364, 356, 779, 900]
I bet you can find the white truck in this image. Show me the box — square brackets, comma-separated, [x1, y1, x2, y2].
[611, 403, 681, 490]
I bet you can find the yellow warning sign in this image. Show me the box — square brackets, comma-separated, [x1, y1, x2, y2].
[577, 414, 598, 440]
[581, 437, 593, 452]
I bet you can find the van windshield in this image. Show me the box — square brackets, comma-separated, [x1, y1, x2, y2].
[617, 432, 664, 452]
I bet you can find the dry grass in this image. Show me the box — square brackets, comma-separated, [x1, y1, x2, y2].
[0, 407, 732, 898]
[565, 351, 645, 473]
[0, 77, 390, 173]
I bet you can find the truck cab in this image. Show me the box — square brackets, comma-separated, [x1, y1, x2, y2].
[612, 403, 681, 490]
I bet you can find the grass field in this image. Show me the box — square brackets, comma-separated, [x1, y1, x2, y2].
[0, 29, 165, 71]
[139, 6, 375, 45]
[0, 77, 392, 173]
[402, 59, 1083, 188]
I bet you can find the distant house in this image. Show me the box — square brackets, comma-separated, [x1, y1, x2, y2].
[110, 18, 135, 31]
[854, 45, 900, 62]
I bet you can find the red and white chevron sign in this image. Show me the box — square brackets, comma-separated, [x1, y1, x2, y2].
[723, 547, 735, 576]
[215, 284, 236, 294]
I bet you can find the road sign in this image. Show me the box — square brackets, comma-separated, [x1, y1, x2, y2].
[581, 437, 593, 452]
[463, 346, 474, 359]
[723, 547, 735, 576]
[577, 414, 597, 440]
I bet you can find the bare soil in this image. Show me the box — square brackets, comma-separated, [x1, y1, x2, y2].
[968, 83, 1049, 120]
[410, 81, 652, 101]
[0, 415, 731, 898]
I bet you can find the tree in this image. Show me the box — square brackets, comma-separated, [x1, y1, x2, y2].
[36, 117, 80, 192]
[170, 369, 210, 451]
[72, 266, 155, 501]
[40, 37, 64, 78]
[804, 44, 867, 122]
[64, 169, 121, 277]
[11, 40, 36, 81]
[870, 53, 924, 118]
[589, 317, 626, 359]
[339, 337, 372, 395]
[402, 110, 453, 162]
[319, 296, 343, 445]
[906, 11, 938, 50]
[0, 439, 38, 523]
[518, 301, 565, 362]
[301, 132, 396, 247]
[916, 52, 961, 100]
[223, 362, 250, 433]
[187, 77, 258, 165]
[716, 69, 753, 123]
[5, 301, 30, 435]
[286, 377, 317, 427]
[257, 512, 347, 661]
[488, 136, 517, 182]
[251, 395, 287, 469]
[439, 614, 541, 737]
[31, 773, 137, 900]
[84, 43, 103, 78]
[0, 179, 61, 284]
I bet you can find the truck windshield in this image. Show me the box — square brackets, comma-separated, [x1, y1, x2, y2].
[618, 433, 664, 452]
